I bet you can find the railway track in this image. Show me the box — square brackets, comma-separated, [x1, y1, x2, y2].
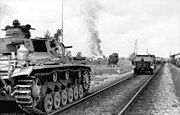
[48, 72, 136, 115]
[118, 65, 164, 115]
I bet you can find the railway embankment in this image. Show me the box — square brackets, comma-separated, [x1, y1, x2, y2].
[127, 63, 180, 115]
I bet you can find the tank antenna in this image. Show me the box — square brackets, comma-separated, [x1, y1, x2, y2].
[61, 0, 64, 43]
[136, 39, 138, 55]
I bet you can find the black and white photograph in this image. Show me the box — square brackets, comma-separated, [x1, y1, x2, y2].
[0, 0, 180, 115]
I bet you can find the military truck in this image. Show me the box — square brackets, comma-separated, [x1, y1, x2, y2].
[132, 55, 156, 74]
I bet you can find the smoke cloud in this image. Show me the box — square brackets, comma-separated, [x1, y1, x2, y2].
[83, 0, 103, 57]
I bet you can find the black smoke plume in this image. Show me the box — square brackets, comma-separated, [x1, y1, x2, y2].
[83, 0, 103, 57]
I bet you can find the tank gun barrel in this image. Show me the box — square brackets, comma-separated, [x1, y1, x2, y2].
[30, 28, 35, 30]
[64, 46, 72, 49]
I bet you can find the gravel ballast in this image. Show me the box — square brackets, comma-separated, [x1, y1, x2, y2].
[127, 63, 180, 115]
[58, 72, 152, 115]
[89, 71, 133, 93]
[169, 63, 180, 102]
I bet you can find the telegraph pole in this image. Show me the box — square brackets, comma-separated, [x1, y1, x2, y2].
[136, 39, 138, 55]
[134, 39, 138, 55]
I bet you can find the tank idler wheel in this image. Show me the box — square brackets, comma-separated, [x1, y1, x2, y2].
[78, 85, 84, 98]
[68, 87, 73, 103]
[61, 89, 68, 106]
[53, 91, 61, 110]
[83, 71, 90, 90]
[73, 86, 79, 100]
[43, 94, 53, 113]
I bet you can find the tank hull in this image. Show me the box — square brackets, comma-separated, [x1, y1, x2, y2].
[5, 64, 91, 114]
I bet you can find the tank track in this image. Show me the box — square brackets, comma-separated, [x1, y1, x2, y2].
[13, 68, 91, 115]
[14, 78, 46, 115]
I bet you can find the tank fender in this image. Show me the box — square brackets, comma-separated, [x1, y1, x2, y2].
[11, 66, 33, 77]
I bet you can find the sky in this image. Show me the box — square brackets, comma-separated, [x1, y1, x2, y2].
[0, 0, 180, 58]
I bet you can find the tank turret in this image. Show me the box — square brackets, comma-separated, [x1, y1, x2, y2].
[2, 19, 35, 39]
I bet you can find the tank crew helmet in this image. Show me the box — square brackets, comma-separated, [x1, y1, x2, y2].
[25, 24, 31, 30]
[12, 19, 20, 27]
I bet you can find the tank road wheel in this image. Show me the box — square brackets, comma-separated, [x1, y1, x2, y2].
[43, 94, 53, 113]
[61, 89, 68, 106]
[78, 85, 84, 98]
[52, 72, 58, 83]
[65, 71, 69, 80]
[73, 86, 79, 100]
[68, 87, 73, 103]
[53, 91, 61, 110]
[32, 77, 41, 107]
[83, 71, 90, 90]
[78, 71, 82, 78]
[78, 70, 82, 84]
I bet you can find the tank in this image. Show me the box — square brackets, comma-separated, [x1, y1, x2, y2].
[132, 54, 156, 74]
[0, 20, 91, 114]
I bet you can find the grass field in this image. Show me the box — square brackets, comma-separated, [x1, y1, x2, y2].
[88, 58, 133, 75]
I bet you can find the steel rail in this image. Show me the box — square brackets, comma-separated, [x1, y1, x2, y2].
[49, 72, 136, 115]
[118, 65, 163, 115]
